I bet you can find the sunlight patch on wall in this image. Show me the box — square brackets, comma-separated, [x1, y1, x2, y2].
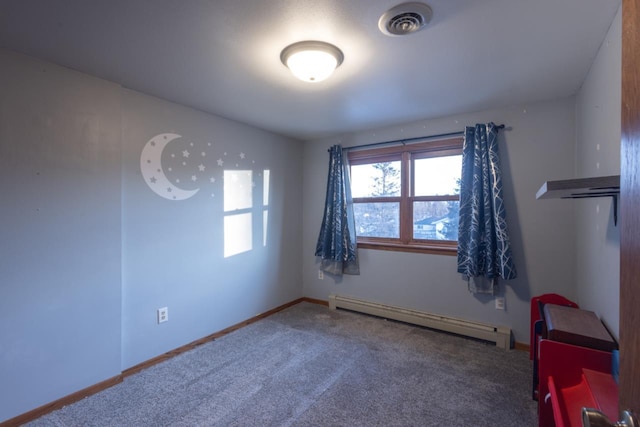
[263, 170, 270, 206]
[263, 169, 270, 247]
[224, 170, 253, 211]
[224, 213, 253, 258]
[224, 170, 253, 258]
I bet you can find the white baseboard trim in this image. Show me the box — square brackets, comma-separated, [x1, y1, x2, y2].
[328, 294, 511, 350]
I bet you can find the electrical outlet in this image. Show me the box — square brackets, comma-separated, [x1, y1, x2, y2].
[495, 297, 505, 310]
[318, 270, 324, 280]
[157, 307, 168, 323]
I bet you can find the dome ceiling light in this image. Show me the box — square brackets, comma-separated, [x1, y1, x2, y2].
[280, 41, 344, 83]
[379, 2, 433, 36]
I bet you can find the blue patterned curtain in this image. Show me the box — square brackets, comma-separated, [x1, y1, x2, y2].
[315, 145, 359, 275]
[457, 123, 516, 294]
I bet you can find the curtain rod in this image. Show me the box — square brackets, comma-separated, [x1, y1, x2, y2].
[336, 124, 505, 152]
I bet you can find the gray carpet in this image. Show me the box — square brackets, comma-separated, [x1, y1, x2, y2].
[27, 302, 537, 426]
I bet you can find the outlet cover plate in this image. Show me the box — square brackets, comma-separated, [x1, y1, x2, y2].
[157, 307, 168, 323]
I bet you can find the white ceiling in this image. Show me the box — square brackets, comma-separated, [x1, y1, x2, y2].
[0, 0, 621, 140]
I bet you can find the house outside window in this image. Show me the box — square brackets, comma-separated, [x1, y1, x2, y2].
[348, 137, 462, 256]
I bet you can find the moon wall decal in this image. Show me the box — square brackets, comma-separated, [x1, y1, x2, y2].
[140, 133, 199, 201]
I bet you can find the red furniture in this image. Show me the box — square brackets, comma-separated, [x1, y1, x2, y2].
[530, 294, 579, 360]
[537, 304, 618, 427]
[530, 294, 579, 400]
[538, 340, 616, 427]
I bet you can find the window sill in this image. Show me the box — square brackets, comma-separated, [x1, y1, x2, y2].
[357, 241, 457, 256]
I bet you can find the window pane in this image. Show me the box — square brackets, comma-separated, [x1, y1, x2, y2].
[351, 161, 401, 197]
[413, 201, 459, 241]
[414, 155, 462, 196]
[354, 202, 399, 238]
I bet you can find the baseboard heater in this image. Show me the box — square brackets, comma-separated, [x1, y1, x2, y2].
[328, 294, 511, 350]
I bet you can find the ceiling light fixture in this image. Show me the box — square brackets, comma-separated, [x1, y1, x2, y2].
[280, 41, 344, 83]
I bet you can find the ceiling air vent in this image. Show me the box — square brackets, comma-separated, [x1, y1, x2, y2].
[379, 2, 433, 36]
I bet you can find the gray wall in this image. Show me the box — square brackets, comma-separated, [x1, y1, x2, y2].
[0, 49, 123, 420]
[0, 48, 303, 422]
[303, 98, 578, 344]
[574, 6, 621, 338]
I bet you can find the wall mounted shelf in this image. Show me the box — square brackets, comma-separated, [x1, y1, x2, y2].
[536, 175, 620, 225]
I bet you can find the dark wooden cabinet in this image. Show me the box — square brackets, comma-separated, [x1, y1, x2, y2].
[543, 304, 617, 352]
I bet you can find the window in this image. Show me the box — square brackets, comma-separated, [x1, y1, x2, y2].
[348, 137, 463, 255]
